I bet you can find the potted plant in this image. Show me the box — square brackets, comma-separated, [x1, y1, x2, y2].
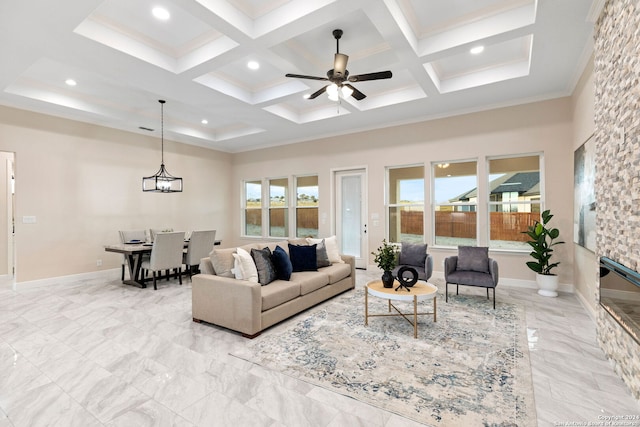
[522, 209, 564, 297]
[372, 239, 398, 288]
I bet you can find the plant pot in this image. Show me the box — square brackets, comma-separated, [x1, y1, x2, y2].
[381, 270, 394, 288]
[536, 273, 559, 297]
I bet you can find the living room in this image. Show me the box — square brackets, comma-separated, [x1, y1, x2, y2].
[1, 0, 639, 425]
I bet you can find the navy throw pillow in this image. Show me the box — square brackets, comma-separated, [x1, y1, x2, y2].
[288, 243, 318, 272]
[272, 246, 293, 281]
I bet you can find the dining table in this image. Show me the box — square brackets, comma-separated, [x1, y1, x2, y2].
[105, 239, 221, 288]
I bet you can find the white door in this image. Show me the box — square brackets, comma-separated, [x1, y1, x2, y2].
[334, 169, 367, 269]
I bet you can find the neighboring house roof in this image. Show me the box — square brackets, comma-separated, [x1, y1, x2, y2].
[448, 172, 540, 202]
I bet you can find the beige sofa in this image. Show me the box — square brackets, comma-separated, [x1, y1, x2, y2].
[192, 239, 356, 337]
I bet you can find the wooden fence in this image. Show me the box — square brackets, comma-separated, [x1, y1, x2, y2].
[249, 209, 535, 242]
[245, 208, 318, 228]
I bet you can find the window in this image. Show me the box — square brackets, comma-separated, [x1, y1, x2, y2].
[488, 155, 541, 250]
[387, 166, 424, 243]
[244, 180, 262, 236]
[269, 178, 288, 237]
[295, 175, 319, 238]
[433, 161, 477, 247]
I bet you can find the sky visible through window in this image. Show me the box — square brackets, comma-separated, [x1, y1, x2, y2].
[400, 174, 505, 204]
[246, 183, 319, 200]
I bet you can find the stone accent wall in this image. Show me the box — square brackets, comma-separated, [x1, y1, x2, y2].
[594, 0, 640, 400]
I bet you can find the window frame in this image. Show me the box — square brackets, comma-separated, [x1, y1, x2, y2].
[486, 153, 544, 251]
[242, 179, 264, 237]
[294, 174, 319, 238]
[386, 164, 425, 244]
[431, 159, 479, 248]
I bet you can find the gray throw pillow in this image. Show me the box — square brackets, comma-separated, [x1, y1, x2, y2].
[316, 239, 331, 268]
[457, 246, 490, 273]
[210, 247, 236, 277]
[399, 242, 427, 267]
[251, 247, 277, 285]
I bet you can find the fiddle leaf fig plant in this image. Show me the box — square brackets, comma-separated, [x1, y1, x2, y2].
[522, 209, 564, 275]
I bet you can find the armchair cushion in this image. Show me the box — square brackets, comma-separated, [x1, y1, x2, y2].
[457, 246, 490, 273]
[399, 242, 427, 267]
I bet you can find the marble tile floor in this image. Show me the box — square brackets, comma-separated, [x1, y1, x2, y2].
[0, 271, 638, 427]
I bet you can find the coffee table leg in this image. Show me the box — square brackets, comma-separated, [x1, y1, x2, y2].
[413, 295, 418, 339]
[365, 287, 368, 326]
[434, 296, 437, 322]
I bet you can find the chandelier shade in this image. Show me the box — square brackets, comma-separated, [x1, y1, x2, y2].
[142, 100, 183, 193]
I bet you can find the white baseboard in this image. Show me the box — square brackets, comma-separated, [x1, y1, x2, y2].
[16, 268, 121, 290]
[427, 270, 575, 293]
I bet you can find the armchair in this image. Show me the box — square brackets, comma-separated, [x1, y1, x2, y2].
[391, 242, 433, 281]
[444, 246, 499, 309]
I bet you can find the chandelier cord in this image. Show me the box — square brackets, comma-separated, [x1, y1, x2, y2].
[160, 100, 165, 166]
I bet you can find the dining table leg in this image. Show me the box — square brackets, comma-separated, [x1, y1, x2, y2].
[124, 253, 147, 288]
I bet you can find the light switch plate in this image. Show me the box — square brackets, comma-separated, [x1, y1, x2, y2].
[22, 216, 36, 224]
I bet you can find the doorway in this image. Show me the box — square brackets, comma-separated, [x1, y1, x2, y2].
[0, 152, 15, 279]
[334, 168, 367, 269]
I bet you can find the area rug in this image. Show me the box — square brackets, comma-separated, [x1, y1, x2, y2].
[230, 279, 536, 426]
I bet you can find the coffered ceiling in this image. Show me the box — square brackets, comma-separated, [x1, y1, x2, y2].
[0, 0, 600, 153]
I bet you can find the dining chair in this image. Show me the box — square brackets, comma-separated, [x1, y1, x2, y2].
[149, 228, 173, 242]
[118, 230, 148, 281]
[141, 231, 185, 290]
[183, 230, 217, 280]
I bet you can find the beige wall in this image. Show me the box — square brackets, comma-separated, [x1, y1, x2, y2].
[0, 106, 232, 283]
[571, 56, 598, 313]
[231, 98, 575, 285]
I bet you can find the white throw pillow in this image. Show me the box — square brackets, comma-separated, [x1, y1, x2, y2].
[232, 247, 259, 282]
[307, 235, 344, 264]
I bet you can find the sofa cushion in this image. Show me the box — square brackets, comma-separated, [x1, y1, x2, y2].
[307, 236, 343, 263]
[289, 244, 318, 272]
[210, 247, 236, 278]
[399, 242, 427, 267]
[291, 271, 330, 295]
[320, 263, 352, 285]
[287, 238, 308, 246]
[232, 247, 259, 283]
[457, 246, 490, 273]
[261, 281, 301, 311]
[447, 270, 496, 288]
[251, 247, 277, 286]
[271, 245, 292, 281]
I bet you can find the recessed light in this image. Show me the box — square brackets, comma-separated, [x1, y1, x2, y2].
[470, 46, 484, 55]
[65, 79, 77, 86]
[201, 119, 208, 125]
[152, 7, 170, 20]
[247, 61, 260, 70]
[303, 94, 311, 99]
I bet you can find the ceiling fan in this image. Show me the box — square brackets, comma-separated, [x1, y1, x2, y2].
[285, 29, 392, 101]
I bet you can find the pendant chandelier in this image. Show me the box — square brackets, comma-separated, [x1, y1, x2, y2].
[142, 100, 183, 193]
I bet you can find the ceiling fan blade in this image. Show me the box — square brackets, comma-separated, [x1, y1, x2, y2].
[285, 73, 328, 81]
[344, 84, 366, 101]
[308, 85, 328, 99]
[348, 71, 392, 82]
[333, 53, 349, 77]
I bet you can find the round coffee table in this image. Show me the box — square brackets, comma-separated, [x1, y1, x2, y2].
[365, 279, 437, 338]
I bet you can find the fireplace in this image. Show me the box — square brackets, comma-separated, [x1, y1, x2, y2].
[599, 257, 640, 345]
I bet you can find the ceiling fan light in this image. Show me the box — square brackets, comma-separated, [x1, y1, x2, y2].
[341, 85, 353, 98]
[327, 92, 339, 102]
[327, 83, 339, 96]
